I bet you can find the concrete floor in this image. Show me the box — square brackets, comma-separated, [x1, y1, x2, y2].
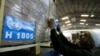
[0, 48, 54, 56]
[40, 48, 54, 56]
[1, 47, 100, 56]
[0, 50, 30, 56]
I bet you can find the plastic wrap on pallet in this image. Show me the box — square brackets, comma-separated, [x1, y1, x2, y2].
[2, 0, 54, 46]
[5, 0, 30, 22]
[2, 0, 35, 46]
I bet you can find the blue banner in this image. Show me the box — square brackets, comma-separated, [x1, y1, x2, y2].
[2, 15, 35, 40]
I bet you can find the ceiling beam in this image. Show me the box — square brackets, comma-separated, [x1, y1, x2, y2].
[57, 12, 100, 18]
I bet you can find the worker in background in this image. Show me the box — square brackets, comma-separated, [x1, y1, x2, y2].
[48, 19, 94, 56]
[79, 33, 94, 49]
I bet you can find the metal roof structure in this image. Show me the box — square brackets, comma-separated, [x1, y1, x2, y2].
[55, 0, 100, 30]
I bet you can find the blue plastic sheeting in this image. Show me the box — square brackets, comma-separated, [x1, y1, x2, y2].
[45, 50, 63, 56]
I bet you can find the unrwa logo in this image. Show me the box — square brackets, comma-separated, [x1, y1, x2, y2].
[5, 15, 34, 31]
[6, 16, 22, 30]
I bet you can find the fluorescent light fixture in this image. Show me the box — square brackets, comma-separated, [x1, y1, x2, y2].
[80, 23, 84, 25]
[67, 24, 72, 26]
[81, 14, 89, 17]
[62, 16, 69, 20]
[80, 19, 86, 22]
[95, 24, 100, 26]
[65, 21, 70, 23]
[86, 23, 88, 26]
[90, 15, 94, 17]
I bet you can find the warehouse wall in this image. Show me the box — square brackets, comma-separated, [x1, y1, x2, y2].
[4, 0, 55, 43]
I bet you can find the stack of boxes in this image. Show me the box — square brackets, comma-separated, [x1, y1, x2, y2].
[1, 0, 55, 46]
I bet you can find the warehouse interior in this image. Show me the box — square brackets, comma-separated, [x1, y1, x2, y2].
[56, 0, 100, 30]
[0, 0, 100, 56]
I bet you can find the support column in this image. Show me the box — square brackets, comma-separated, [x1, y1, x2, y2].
[0, 0, 5, 45]
[29, 45, 41, 56]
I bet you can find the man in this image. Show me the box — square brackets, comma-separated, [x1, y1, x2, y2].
[48, 19, 94, 56]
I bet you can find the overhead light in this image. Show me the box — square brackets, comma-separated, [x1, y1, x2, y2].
[95, 24, 100, 26]
[67, 24, 72, 26]
[65, 21, 70, 23]
[62, 16, 69, 20]
[86, 23, 88, 26]
[80, 23, 84, 25]
[90, 14, 94, 17]
[81, 14, 89, 17]
[80, 19, 86, 22]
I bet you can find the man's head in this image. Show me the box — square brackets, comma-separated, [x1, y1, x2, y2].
[79, 32, 94, 49]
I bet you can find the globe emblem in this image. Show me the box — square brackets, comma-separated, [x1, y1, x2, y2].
[6, 16, 22, 30]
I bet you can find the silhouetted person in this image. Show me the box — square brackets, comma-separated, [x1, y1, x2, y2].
[48, 19, 94, 56]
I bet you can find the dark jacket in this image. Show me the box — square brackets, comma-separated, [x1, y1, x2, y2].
[50, 29, 93, 56]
